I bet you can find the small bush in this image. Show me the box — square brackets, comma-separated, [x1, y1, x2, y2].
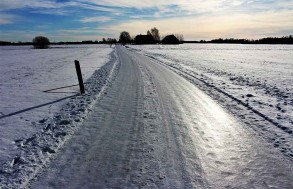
[32, 36, 50, 49]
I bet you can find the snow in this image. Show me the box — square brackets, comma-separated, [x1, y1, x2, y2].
[1, 43, 292, 188]
[128, 44, 293, 159]
[0, 44, 117, 188]
[29, 46, 293, 189]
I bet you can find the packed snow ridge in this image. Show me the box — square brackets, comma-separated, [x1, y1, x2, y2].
[0, 46, 119, 188]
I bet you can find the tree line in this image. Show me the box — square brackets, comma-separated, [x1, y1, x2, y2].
[118, 27, 184, 44]
[0, 36, 119, 49]
[184, 35, 293, 44]
[1, 34, 292, 49]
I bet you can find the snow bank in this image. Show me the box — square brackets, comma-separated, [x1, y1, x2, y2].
[0, 45, 119, 188]
[0, 45, 111, 162]
[128, 44, 293, 159]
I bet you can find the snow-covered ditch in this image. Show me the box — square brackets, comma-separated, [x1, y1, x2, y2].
[0, 45, 119, 188]
[128, 44, 293, 159]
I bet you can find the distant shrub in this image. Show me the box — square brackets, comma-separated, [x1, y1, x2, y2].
[119, 31, 131, 44]
[32, 36, 50, 49]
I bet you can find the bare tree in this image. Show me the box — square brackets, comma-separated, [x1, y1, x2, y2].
[175, 34, 184, 42]
[150, 27, 160, 42]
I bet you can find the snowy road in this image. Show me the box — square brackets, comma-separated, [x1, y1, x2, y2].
[30, 46, 293, 189]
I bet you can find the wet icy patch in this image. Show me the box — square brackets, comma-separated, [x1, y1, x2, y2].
[127, 44, 293, 160]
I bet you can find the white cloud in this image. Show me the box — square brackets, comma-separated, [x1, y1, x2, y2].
[80, 16, 111, 23]
[101, 10, 293, 40]
[59, 28, 98, 34]
[0, 0, 64, 10]
[0, 18, 11, 24]
[2, 0, 292, 15]
[78, 0, 216, 14]
[31, 9, 69, 16]
[1, 0, 292, 41]
[0, 0, 75, 17]
[78, 0, 293, 15]
[0, 0, 119, 13]
[0, 13, 19, 24]
[73, 2, 118, 12]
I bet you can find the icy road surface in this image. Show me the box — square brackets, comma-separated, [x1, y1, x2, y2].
[30, 46, 293, 189]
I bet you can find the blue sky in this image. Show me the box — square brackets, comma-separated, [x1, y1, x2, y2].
[0, 0, 293, 42]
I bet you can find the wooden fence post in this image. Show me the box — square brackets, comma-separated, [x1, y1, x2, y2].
[74, 60, 85, 94]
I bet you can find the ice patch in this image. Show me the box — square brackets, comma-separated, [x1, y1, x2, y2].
[127, 44, 293, 160]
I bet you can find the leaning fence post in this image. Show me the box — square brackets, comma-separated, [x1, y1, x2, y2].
[74, 60, 85, 94]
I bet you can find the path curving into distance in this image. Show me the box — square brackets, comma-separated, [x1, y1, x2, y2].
[30, 45, 293, 189]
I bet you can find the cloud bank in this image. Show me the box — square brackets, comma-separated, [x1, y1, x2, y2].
[0, 0, 292, 41]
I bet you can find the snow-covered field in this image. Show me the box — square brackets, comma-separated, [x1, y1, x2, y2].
[0, 45, 117, 187]
[1, 43, 292, 188]
[129, 44, 293, 158]
[29, 46, 293, 189]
